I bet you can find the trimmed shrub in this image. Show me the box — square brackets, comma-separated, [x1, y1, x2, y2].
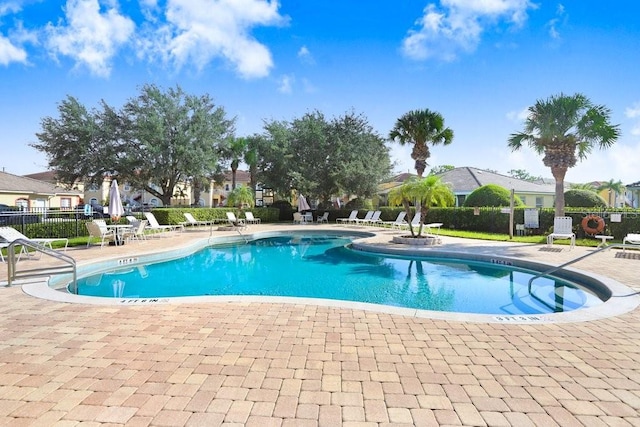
[463, 184, 524, 207]
[564, 189, 607, 208]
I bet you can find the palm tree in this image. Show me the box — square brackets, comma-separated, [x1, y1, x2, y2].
[508, 93, 620, 217]
[224, 137, 248, 190]
[598, 179, 625, 207]
[389, 109, 454, 177]
[388, 175, 454, 238]
[226, 185, 255, 209]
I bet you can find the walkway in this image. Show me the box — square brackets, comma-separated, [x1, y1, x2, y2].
[0, 224, 638, 426]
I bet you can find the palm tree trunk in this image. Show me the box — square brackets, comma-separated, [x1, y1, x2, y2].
[551, 166, 568, 217]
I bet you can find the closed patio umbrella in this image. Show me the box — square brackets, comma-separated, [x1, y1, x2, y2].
[297, 195, 311, 212]
[109, 179, 124, 221]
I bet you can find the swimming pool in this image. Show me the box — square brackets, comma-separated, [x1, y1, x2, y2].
[71, 232, 605, 316]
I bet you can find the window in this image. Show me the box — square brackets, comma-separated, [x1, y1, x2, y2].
[535, 197, 543, 208]
[60, 198, 71, 208]
[124, 183, 131, 191]
[15, 199, 28, 209]
[225, 184, 230, 191]
[520, 196, 526, 206]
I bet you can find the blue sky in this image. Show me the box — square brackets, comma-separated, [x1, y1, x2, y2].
[1, 0, 639, 185]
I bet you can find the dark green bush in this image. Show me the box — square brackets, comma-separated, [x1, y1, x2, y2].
[564, 189, 607, 207]
[463, 184, 524, 207]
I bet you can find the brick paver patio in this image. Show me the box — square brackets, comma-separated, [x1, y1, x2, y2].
[0, 224, 638, 426]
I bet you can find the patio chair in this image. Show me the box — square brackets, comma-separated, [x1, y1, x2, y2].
[86, 221, 116, 248]
[182, 212, 214, 228]
[336, 210, 359, 224]
[353, 210, 374, 225]
[144, 212, 182, 235]
[381, 211, 406, 229]
[316, 212, 329, 224]
[366, 210, 382, 226]
[398, 213, 422, 231]
[226, 212, 247, 229]
[293, 212, 305, 224]
[547, 216, 575, 250]
[622, 233, 640, 252]
[123, 220, 148, 242]
[244, 211, 261, 224]
[0, 226, 69, 260]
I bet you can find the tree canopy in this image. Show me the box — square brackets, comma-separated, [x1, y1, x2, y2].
[32, 84, 235, 206]
[258, 110, 391, 203]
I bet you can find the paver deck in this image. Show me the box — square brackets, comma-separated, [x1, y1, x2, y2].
[0, 224, 638, 426]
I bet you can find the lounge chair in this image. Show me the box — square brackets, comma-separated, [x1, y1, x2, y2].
[336, 210, 359, 224]
[182, 212, 214, 228]
[316, 212, 329, 224]
[226, 212, 247, 229]
[366, 210, 382, 226]
[0, 226, 69, 260]
[622, 233, 640, 252]
[398, 213, 422, 231]
[547, 216, 575, 249]
[86, 221, 116, 248]
[381, 211, 406, 229]
[244, 211, 261, 224]
[353, 210, 374, 225]
[144, 212, 181, 235]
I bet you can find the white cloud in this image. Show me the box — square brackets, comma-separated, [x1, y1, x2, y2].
[625, 103, 640, 119]
[0, 2, 28, 65]
[140, 0, 288, 79]
[297, 45, 314, 64]
[546, 3, 566, 40]
[402, 0, 535, 61]
[45, 0, 135, 77]
[0, 35, 26, 64]
[506, 107, 529, 122]
[278, 74, 293, 93]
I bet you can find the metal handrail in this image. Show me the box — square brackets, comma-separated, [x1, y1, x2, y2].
[7, 239, 77, 292]
[527, 243, 626, 291]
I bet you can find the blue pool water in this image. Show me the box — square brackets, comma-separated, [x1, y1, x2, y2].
[74, 234, 604, 315]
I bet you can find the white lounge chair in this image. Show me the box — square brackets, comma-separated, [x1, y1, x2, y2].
[382, 211, 407, 229]
[366, 210, 382, 226]
[244, 211, 261, 224]
[622, 233, 640, 252]
[226, 212, 246, 229]
[144, 212, 181, 235]
[86, 221, 116, 248]
[0, 226, 69, 260]
[547, 216, 575, 249]
[353, 211, 374, 225]
[399, 213, 422, 231]
[316, 212, 329, 224]
[336, 210, 359, 224]
[182, 212, 214, 228]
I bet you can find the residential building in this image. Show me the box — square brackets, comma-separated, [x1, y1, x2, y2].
[378, 167, 557, 208]
[0, 171, 82, 209]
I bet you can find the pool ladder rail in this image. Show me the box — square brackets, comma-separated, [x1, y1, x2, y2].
[5, 238, 77, 291]
[528, 243, 635, 292]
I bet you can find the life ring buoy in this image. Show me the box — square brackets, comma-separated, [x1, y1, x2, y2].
[581, 214, 605, 235]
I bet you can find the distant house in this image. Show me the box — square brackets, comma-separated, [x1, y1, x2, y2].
[625, 181, 640, 208]
[0, 171, 82, 209]
[378, 167, 557, 208]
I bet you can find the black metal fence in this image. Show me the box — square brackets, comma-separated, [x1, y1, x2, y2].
[0, 208, 144, 239]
